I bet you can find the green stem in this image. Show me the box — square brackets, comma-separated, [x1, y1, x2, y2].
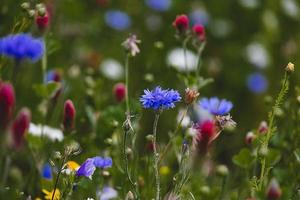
[153, 111, 161, 200]
[1, 155, 11, 188]
[195, 42, 206, 87]
[219, 177, 227, 200]
[125, 55, 130, 115]
[258, 71, 290, 190]
[52, 154, 67, 200]
[42, 39, 47, 83]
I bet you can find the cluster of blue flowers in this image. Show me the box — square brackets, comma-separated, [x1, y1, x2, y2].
[0, 33, 45, 62]
[140, 86, 181, 110]
[76, 156, 112, 179]
[199, 97, 233, 116]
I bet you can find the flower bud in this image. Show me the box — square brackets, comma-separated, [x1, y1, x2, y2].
[146, 134, 154, 141]
[28, 9, 35, 18]
[185, 88, 199, 105]
[216, 164, 229, 177]
[258, 121, 268, 134]
[259, 146, 269, 157]
[21, 2, 30, 10]
[12, 108, 31, 149]
[63, 99, 76, 131]
[35, 9, 49, 31]
[193, 24, 206, 41]
[266, 178, 282, 200]
[113, 83, 126, 102]
[0, 83, 15, 129]
[285, 62, 294, 73]
[126, 191, 135, 200]
[200, 186, 210, 195]
[172, 15, 189, 34]
[245, 131, 256, 145]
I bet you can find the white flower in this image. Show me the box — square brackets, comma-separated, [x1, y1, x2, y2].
[166, 48, 197, 72]
[29, 123, 64, 141]
[99, 59, 124, 80]
[122, 34, 141, 56]
[245, 42, 269, 69]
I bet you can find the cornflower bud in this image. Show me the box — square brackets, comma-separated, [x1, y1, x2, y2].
[245, 131, 256, 145]
[35, 8, 49, 31]
[172, 14, 189, 34]
[0, 83, 15, 129]
[258, 121, 268, 134]
[12, 108, 31, 149]
[63, 99, 76, 131]
[266, 178, 282, 200]
[193, 24, 206, 41]
[113, 83, 126, 102]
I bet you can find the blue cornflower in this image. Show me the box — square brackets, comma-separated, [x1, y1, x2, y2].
[140, 86, 181, 110]
[199, 97, 233, 116]
[41, 163, 52, 180]
[76, 158, 96, 179]
[104, 10, 131, 31]
[247, 72, 268, 94]
[93, 156, 113, 169]
[145, 0, 171, 11]
[0, 33, 44, 62]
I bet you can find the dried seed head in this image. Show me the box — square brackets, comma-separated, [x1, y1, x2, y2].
[185, 88, 199, 105]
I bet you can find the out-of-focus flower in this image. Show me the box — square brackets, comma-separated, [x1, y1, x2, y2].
[245, 131, 256, 145]
[258, 121, 268, 134]
[97, 186, 118, 200]
[113, 83, 126, 102]
[145, 14, 163, 32]
[62, 161, 80, 175]
[42, 163, 52, 180]
[42, 188, 60, 200]
[100, 58, 124, 80]
[0, 33, 45, 62]
[246, 42, 269, 69]
[159, 165, 170, 176]
[126, 191, 135, 200]
[29, 123, 64, 141]
[199, 97, 233, 116]
[193, 24, 206, 41]
[104, 10, 131, 31]
[140, 86, 181, 110]
[266, 178, 282, 200]
[46, 70, 61, 83]
[122, 34, 140, 56]
[177, 109, 191, 128]
[76, 158, 96, 179]
[247, 73, 268, 94]
[93, 156, 113, 168]
[35, 7, 50, 31]
[239, 0, 259, 9]
[12, 108, 31, 149]
[185, 88, 200, 105]
[63, 99, 76, 131]
[189, 9, 209, 25]
[215, 114, 236, 129]
[281, 0, 299, 19]
[167, 48, 198, 72]
[172, 15, 189, 34]
[285, 62, 295, 72]
[145, 0, 171, 11]
[216, 164, 229, 177]
[0, 83, 15, 129]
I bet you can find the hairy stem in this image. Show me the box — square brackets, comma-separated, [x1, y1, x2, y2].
[125, 54, 130, 115]
[52, 154, 67, 200]
[153, 111, 161, 200]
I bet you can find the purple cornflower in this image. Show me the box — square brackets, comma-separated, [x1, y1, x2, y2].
[140, 86, 181, 110]
[247, 72, 268, 94]
[76, 158, 96, 179]
[0, 33, 44, 62]
[104, 10, 131, 31]
[145, 0, 171, 11]
[199, 97, 233, 116]
[93, 156, 113, 169]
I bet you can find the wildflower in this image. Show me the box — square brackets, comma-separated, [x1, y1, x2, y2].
[172, 14, 189, 34]
[247, 73, 268, 94]
[199, 97, 233, 116]
[193, 120, 218, 154]
[93, 156, 113, 168]
[76, 158, 96, 179]
[258, 121, 268, 134]
[145, 0, 171, 11]
[42, 188, 61, 200]
[63, 99, 76, 131]
[35, 7, 49, 31]
[122, 34, 141, 56]
[62, 161, 80, 175]
[167, 48, 198, 72]
[140, 86, 181, 110]
[113, 83, 126, 102]
[285, 62, 294, 72]
[100, 58, 124, 80]
[192, 24, 206, 41]
[0, 33, 45, 62]
[41, 163, 52, 180]
[266, 178, 282, 200]
[245, 131, 255, 145]
[29, 123, 64, 141]
[97, 186, 118, 200]
[11, 108, 31, 149]
[0, 83, 15, 129]
[104, 10, 131, 31]
[46, 70, 61, 83]
[185, 88, 200, 105]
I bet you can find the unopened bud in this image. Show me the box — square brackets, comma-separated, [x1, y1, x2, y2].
[53, 151, 62, 160]
[185, 88, 200, 105]
[126, 191, 135, 200]
[21, 2, 30, 10]
[28, 9, 35, 17]
[266, 178, 282, 200]
[216, 164, 229, 177]
[146, 134, 154, 141]
[258, 121, 268, 134]
[259, 147, 269, 157]
[200, 186, 210, 195]
[285, 62, 294, 73]
[245, 131, 256, 145]
[37, 7, 46, 16]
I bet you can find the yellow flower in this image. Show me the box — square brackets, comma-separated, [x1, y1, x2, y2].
[66, 161, 80, 171]
[159, 166, 170, 176]
[42, 188, 61, 200]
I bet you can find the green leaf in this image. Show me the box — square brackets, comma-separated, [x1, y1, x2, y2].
[232, 148, 255, 169]
[266, 148, 281, 166]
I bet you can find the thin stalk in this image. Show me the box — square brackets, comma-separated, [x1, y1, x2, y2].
[159, 105, 189, 162]
[152, 111, 161, 200]
[42, 40, 47, 83]
[125, 54, 130, 115]
[52, 154, 67, 200]
[258, 71, 290, 190]
[195, 42, 206, 86]
[219, 177, 227, 200]
[1, 155, 11, 187]
[182, 39, 190, 86]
